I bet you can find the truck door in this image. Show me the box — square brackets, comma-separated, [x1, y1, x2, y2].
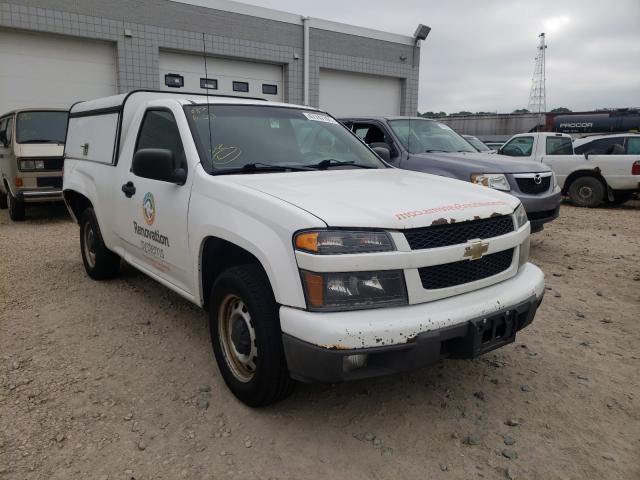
[114, 107, 194, 295]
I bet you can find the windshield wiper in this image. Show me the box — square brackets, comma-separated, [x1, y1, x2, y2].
[20, 139, 62, 144]
[212, 162, 313, 175]
[308, 159, 376, 170]
[424, 149, 448, 153]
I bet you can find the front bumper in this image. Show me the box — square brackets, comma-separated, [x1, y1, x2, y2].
[15, 189, 63, 203]
[516, 187, 562, 232]
[280, 262, 545, 383]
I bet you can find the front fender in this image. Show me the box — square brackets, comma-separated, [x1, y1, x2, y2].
[188, 178, 325, 308]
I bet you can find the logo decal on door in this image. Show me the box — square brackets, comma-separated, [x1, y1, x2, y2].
[142, 192, 156, 226]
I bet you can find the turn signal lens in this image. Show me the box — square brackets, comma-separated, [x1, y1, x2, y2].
[14, 177, 23, 187]
[301, 271, 324, 307]
[295, 232, 319, 252]
[294, 230, 394, 255]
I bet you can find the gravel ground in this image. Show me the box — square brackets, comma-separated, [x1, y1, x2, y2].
[0, 201, 639, 480]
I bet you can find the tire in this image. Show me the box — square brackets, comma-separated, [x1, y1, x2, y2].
[567, 176, 605, 208]
[609, 192, 633, 206]
[0, 189, 7, 210]
[209, 264, 294, 407]
[79, 208, 120, 280]
[7, 190, 25, 221]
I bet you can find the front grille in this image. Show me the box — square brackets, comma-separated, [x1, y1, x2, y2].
[36, 177, 62, 188]
[419, 248, 514, 289]
[516, 176, 551, 194]
[404, 215, 514, 250]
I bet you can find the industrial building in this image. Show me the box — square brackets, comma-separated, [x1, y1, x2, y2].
[0, 0, 424, 116]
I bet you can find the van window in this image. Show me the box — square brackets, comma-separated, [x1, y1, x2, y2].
[500, 136, 534, 157]
[136, 110, 186, 169]
[627, 137, 640, 154]
[5, 117, 13, 144]
[546, 136, 573, 155]
[16, 111, 68, 144]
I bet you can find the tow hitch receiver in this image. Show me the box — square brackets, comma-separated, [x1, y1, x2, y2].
[449, 310, 518, 359]
[473, 311, 517, 355]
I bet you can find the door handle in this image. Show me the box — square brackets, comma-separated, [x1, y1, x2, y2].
[121, 181, 136, 198]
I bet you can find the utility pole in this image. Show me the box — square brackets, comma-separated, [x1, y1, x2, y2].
[527, 32, 547, 131]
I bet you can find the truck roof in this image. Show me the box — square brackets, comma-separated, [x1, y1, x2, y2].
[69, 90, 317, 117]
[1, 107, 68, 117]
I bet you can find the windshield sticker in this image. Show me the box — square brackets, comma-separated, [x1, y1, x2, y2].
[302, 112, 338, 124]
[211, 144, 242, 165]
[395, 201, 509, 221]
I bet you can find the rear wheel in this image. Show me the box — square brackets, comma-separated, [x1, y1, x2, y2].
[7, 190, 25, 221]
[567, 176, 604, 208]
[79, 208, 120, 279]
[209, 264, 294, 407]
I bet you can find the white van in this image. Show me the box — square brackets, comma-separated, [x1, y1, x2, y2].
[0, 109, 68, 220]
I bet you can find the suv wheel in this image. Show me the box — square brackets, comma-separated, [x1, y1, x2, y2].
[568, 176, 604, 208]
[79, 208, 120, 279]
[209, 264, 294, 407]
[7, 190, 25, 221]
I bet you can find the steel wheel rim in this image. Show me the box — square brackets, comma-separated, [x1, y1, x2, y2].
[578, 185, 593, 200]
[218, 294, 257, 383]
[83, 222, 97, 268]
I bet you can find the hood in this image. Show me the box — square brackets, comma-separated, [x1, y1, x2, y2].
[15, 143, 65, 158]
[226, 168, 519, 229]
[413, 151, 547, 173]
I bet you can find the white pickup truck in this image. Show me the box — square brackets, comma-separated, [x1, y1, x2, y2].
[498, 132, 640, 207]
[63, 91, 544, 406]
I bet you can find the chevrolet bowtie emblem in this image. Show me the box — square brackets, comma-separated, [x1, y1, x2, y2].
[464, 239, 489, 260]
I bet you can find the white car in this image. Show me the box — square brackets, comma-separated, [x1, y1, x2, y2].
[573, 133, 640, 156]
[63, 91, 544, 406]
[498, 132, 640, 206]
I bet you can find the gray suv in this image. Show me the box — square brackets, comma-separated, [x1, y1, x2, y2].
[340, 116, 562, 232]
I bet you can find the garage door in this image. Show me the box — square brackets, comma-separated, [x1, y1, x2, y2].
[0, 29, 117, 112]
[159, 51, 283, 102]
[319, 69, 402, 117]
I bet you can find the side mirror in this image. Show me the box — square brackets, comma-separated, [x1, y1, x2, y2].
[0, 130, 7, 147]
[497, 147, 503, 154]
[372, 146, 391, 163]
[132, 148, 186, 184]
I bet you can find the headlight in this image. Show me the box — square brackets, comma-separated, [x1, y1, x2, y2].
[300, 270, 408, 311]
[19, 160, 35, 170]
[19, 159, 45, 171]
[518, 237, 530, 267]
[294, 230, 395, 254]
[471, 173, 511, 191]
[514, 203, 528, 229]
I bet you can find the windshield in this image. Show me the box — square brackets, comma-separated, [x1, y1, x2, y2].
[184, 105, 385, 173]
[465, 136, 491, 152]
[16, 111, 68, 144]
[388, 119, 476, 154]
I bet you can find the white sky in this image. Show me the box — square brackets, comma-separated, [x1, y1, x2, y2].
[181, 0, 640, 113]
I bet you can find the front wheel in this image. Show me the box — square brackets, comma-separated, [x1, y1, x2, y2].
[79, 208, 120, 279]
[567, 176, 604, 208]
[209, 264, 294, 407]
[7, 191, 25, 221]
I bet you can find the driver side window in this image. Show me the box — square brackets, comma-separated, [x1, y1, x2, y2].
[136, 110, 186, 170]
[502, 137, 533, 156]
